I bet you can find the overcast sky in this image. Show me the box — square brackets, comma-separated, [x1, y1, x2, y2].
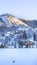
[0, 0, 37, 20]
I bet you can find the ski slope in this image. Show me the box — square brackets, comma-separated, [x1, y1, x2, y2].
[0, 49, 37, 65]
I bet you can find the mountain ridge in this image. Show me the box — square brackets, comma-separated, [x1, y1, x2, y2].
[0, 13, 37, 28]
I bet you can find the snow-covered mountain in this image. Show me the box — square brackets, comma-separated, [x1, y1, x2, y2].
[0, 13, 37, 28]
[0, 13, 28, 27]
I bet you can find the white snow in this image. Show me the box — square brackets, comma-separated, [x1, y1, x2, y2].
[0, 49, 37, 65]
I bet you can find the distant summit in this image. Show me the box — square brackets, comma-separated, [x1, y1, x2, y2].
[0, 13, 28, 27]
[0, 13, 37, 28]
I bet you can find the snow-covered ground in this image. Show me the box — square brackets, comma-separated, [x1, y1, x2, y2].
[0, 49, 37, 65]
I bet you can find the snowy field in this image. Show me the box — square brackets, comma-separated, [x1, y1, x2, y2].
[0, 49, 37, 65]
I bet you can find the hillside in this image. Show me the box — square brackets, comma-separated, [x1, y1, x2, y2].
[0, 13, 37, 48]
